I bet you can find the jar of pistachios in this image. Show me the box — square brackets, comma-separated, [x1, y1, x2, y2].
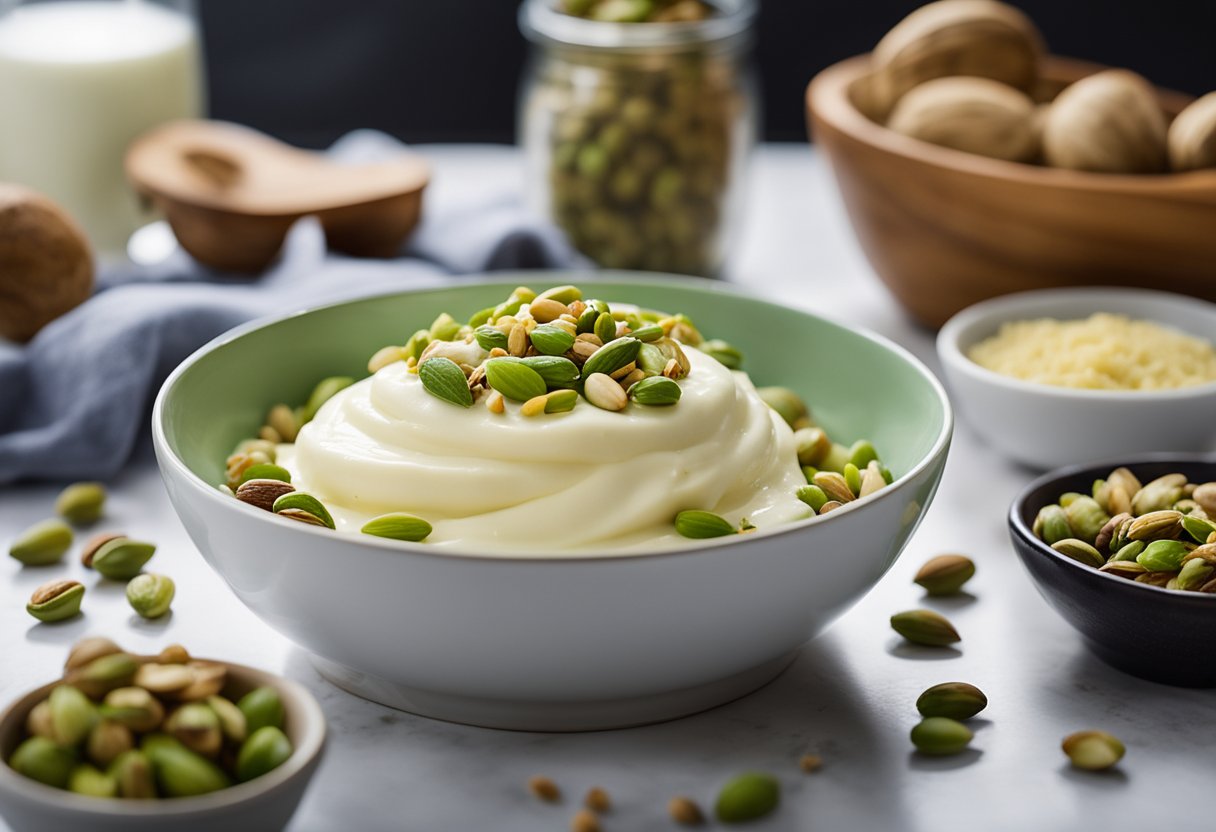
[519, 0, 757, 277]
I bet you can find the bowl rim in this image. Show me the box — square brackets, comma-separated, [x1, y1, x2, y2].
[0, 658, 326, 817]
[1008, 452, 1216, 602]
[936, 286, 1216, 402]
[151, 271, 954, 563]
[806, 53, 1216, 195]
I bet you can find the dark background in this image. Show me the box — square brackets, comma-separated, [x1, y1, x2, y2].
[200, 1, 1216, 147]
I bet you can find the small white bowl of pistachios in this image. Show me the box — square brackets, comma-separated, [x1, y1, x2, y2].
[937, 286, 1216, 470]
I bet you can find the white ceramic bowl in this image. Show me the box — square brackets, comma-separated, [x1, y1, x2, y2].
[937, 287, 1216, 470]
[152, 276, 953, 731]
[0, 659, 326, 832]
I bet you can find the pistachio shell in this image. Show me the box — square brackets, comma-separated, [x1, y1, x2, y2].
[1051, 538, 1105, 569]
[235, 478, 296, 512]
[361, 513, 433, 542]
[27, 579, 85, 623]
[1127, 510, 1183, 542]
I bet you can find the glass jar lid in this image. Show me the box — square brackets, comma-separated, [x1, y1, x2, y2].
[519, 0, 756, 52]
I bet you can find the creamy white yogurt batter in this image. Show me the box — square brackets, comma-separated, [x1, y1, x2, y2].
[278, 346, 810, 554]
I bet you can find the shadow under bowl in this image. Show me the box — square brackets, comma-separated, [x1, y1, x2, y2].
[0, 659, 326, 832]
[1009, 454, 1216, 687]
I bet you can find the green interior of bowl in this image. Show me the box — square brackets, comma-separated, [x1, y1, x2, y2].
[159, 274, 949, 488]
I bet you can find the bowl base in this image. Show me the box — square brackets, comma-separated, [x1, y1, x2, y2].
[310, 650, 800, 732]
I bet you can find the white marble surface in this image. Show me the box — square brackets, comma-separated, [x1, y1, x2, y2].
[2, 144, 1210, 832]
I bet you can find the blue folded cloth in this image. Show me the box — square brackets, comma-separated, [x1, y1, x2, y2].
[0, 132, 579, 484]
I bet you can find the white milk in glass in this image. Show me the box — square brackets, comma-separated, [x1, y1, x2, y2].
[0, 1, 202, 257]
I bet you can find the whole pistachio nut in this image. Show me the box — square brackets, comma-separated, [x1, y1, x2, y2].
[109, 749, 156, 798]
[1194, 482, 1216, 517]
[142, 734, 231, 797]
[812, 471, 855, 504]
[713, 772, 780, 823]
[1094, 512, 1131, 554]
[1062, 730, 1125, 771]
[207, 696, 247, 744]
[50, 684, 98, 746]
[92, 538, 157, 580]
[238, 686, 286, 735]
[65, 636, 123, 671]
[9, 518, 74, 566]
[87, 719, 135, 768]
[1033, 505, 1072, 545]
[1127, 510, 1184, 542]
[26, 700, 54, 740]
[1132, 474, 1187, 515]
[916, 682, 987, 720]
[166, 703, 223, 758]
[126, 573, 175, 619]
[69, 763, 118, 797]
[1050, 539, 1105, 569]
[80, 532, 124, 568]
[1107, 467, 1143, 500]
[69, 652, 139, 699]
[101, 686, 165, 733]
[236, 725, 294, 783]
[755, 387, 810, 430]
[272, 492, 335, 530]
[911, 717, 973, 756]
[27, 579, 85, 623]
[55, 482, 107, 525]
[890, 609, 961, 647]
[914, 555, 976, 596]
[1064, 496, 1109, 545]
[8, 736, 76, 789]
[1136, 539, 1190, 572]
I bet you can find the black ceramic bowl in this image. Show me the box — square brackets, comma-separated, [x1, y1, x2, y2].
[1009, 454, 1216, 688]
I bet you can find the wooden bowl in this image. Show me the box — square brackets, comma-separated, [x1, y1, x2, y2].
[807, 55, 1216, 329]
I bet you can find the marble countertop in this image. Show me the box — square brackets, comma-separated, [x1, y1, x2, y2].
[1, 145, 1208, 832]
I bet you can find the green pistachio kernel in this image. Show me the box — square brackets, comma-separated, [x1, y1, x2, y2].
[1110, 540, 1146, 562]
[593, 311, 617, 344]
[714, 772, 780, 823]
[698, 339, 743, 369]
[890, 609, 961, 647]
[237, 687, 286, 735]
[629, 323, 665, 343]
[1182, 514, 1216, 544]
[1033, 505, 1073, 545]
[419, 357, 474, 408]
[911, 717, 973, 756]
[143, 735, 231, 797]
[674, 510, 735, 539]
[403, 329, 431, 361]
[300, 376, 354, 423]
[473, 325, 508, 352]
[239, 463, 291, 486]
[529, 324, 576, 356]
[797, 485, 829, 513]
[236, 726, 294, 783]
[50, 684, 98, 746]
[361, 513, 433, 542]
[484, 358, 548, 402]
[69, 764, 118, 797]
[628, 376, 682, 406]
[467, 306, 496, 328]
[582, 337, 641, 378]
[9, 518, 74, 566]
[1062, 730, 1124, 771]
[91, 538, 157, 581]
[1136, 539, 1190, 572]
[637, 342, 668, 375]
[520, 356, 580, 388]
[843, 463, 862, 497]
[536, 284, 582, 305]
[916, 682, 988, 720]
[55, 482, 107, 525]
[428, 312, 462, 342]
[543, 389, 579, 413]
[272, 493, 335, 529]
[126, 573, 176, 619]
[576, 305, 599, 334]
[9, 736, 76, 789]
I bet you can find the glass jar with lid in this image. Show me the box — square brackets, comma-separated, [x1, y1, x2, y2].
[519, 0, 757, 277]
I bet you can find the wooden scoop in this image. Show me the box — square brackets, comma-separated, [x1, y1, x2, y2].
[126, 120, 430, 273]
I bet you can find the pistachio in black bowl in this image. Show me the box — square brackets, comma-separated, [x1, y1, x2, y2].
[1008, 454, 1216, 688]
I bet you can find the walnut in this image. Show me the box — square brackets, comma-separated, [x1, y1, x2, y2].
[887, 76, 1038, 162]
[1042, 70, 1168, 173]
[1168, 91, 1216, 172]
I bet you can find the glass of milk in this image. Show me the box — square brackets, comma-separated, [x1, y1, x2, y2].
[0, 0, 204, 260]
